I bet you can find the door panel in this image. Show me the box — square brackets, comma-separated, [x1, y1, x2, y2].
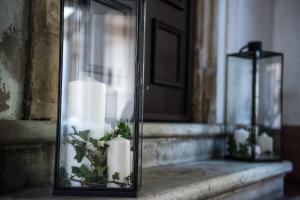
[144, 0, 194, 121]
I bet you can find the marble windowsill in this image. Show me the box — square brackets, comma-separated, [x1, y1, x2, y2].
[2, 160, 292, 200]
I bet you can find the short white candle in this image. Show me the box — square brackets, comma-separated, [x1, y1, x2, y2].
[257, 132, 273, 154]
[107, 136, 131, 188]
[255, 145, 262, 156]
[234, 129, 249, 145]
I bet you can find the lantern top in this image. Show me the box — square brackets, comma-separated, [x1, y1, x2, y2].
[228, 41, 283, 59]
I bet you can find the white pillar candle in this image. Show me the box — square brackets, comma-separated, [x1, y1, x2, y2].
[65, 79, 106, 186]
[255, 145, 262, 156]
[67, 79, 106, 138]
[257, 132, 273, 154]
[107, 136, 131, 188]
[234, 129, 249, 145]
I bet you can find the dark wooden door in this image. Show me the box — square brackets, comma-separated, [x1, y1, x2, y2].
[144, 0, 194, 121]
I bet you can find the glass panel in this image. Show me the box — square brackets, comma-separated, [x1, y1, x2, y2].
[226, 56, 254, 159]
[58, 0, 138, 189]
[255, 56, 282, 160]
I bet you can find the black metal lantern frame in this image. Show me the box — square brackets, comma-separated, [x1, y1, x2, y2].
[54, 0, 145, 197]
[225, 41, 284, 162]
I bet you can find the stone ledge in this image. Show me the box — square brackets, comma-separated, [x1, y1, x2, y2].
[0, 120, 224, 145]
[0, 120, 56, 145]
[2, 160, 292, 200]
[143, 123, 224, 138]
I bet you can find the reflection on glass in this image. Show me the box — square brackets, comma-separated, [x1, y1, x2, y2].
[226, 57, 253, 126]
[58, 0, 137, 189]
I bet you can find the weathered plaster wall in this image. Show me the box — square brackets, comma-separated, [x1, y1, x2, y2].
[0, 0, 29, 120]
[0, 0, 60, 120]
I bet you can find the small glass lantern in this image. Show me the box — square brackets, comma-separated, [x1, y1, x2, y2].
[225, 41, 283, 161]
[54, 0, 145, 197]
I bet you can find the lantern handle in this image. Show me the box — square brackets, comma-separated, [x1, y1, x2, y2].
[239, 44, 248, 53]
[239, 41, 263, 54]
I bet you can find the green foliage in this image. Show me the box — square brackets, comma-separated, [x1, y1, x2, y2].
[96, 166, 106, 177]
[239, 143, 251, 159]
[228, 134, 251, 159]
[89, 137, 98, 148]
[114, 121, 132, 139]
[73, 140, 86, 163]
[78, 130, 89, 141]
[112, 172, 120, 182]
[99, 133, 113, 142]
[59, 121, 133, 188]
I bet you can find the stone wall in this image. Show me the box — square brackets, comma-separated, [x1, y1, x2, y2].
[0, 0, 29, 120]
[0, 0, 60, 121]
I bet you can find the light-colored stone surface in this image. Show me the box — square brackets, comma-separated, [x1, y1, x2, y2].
[0, 121, 224, 144]
[0, 122, 225, 192]
[213, 176, 283, 200]
[143, 123, 223, 137]
[2, 160, 292, 200]
[143, 137, 224, 168]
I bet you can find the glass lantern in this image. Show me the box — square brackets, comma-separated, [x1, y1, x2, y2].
[225, 41, 283, 161]
[54, 0, 145, 197]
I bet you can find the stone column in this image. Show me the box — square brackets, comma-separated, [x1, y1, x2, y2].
[23, 0, 60, 120]
[192, 0, 219, 123]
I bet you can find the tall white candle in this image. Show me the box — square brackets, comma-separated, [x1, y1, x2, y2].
[67, 79, 106, 138]
[65, 79, 106, 186]
[107, 136, 131, 188]
[257, 132, 273, 154]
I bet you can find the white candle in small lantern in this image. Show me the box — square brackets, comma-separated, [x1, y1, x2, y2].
[234, 129, 249, 145]
[257, 132, 273, 154]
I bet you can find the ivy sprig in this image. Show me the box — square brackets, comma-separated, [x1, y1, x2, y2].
[59, 121, 133, 188]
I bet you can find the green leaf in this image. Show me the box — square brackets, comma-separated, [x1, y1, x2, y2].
[99, 133, 113, 142]
[71, 166, 81, 176]
[74, 144, 86, 163]
[112, 172, 120, 181]
[96, 166, 106, 177]
[72, 164, 94, 182]
[78, 130, 89, 141]
[89, 137, 98, 148]
[94, 153, 106, 166]
[114, 122, 131, 139]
